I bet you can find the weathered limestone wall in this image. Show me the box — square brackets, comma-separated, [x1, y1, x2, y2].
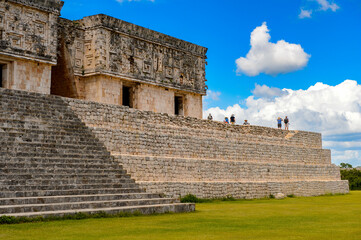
[58, 14, 207, 118]
[66, 100, 323, 150]
[140, 181, 349, 199]
[116, 155, 341, 182]
[184, 93, 202, 119]
[9, 59, 52, 94]
[0, 0, 63, 94]
[78, 75, 123, 105]
[66, 98, 349, 198]
[76, 74, 203, 118]
[136, 84, 174, 115]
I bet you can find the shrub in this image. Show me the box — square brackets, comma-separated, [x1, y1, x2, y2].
[181, 194, 202, 203]
[287, 194, 295, 198]
[221, 195, 236, 201]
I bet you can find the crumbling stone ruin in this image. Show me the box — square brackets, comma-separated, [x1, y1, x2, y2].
[0, 0, 349, 217]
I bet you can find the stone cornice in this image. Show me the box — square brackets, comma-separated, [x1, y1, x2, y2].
[79, 14, 208, 58]
[7, 0, 64, 14]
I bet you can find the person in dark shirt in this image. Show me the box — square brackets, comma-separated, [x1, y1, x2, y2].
[284, 116, 289, 130]
[207, 113, 213, 120]
[230, 114, 236, 125]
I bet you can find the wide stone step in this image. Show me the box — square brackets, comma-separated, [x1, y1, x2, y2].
[0, 115, 86, 126]
[0, 173, 132, 181]
[0, 130, 104, 146]
[0, 188, 144, 198]
[0, 152, 112, 160]
[0, 167, 129, 176]
[0, 193, 163, 205]
[0, 156, 119, 165]
[0, 160, 123, 170]
[0, 203, 195, 217]
[0, 179, 138, 190]
[0, 90, 66, 103]
[0, 198, 178, 214]
[0, 183, 141, 192]
[0, 144, 109, 155]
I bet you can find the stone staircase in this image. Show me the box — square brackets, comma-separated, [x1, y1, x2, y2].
[0, 88, 194, 218]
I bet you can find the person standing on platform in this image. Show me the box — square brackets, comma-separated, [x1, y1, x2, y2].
[230, 114, 236, 125]
[284, 116, 289, 130]
[277, 117, 283, 129]
[207, 113, 213, 121]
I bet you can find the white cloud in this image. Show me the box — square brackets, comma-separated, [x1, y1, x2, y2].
[299, 0, 339, 19]
[203, 90, 222, 109]
[332, 150, 361, 167]
[204, 90, 221, 101]
[236, 22, 311, 77]
[252, 84, 288, 99]
[203, 80, 361, 165]
[316, 0, 339, 12]
[299, 9, 312, 19]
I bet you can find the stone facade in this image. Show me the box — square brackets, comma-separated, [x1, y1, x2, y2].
[0, 1, 207, 118]
[53, 15, 207, 118]
[0, 0, 63, 94]
[66, 98, 349, 199]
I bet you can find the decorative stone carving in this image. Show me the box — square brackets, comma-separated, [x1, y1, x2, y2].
[60, 14, 207, 95]
[0, 0, 63, 63]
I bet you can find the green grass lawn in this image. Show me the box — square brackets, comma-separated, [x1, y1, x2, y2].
[1, 191, 360, 240]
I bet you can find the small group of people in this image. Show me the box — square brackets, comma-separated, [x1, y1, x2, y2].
[223, 114, 236, 124]
[277, 116, 290, 130]
[207, 113, 250, 125]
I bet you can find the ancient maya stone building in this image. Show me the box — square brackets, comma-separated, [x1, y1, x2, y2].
[0, 0, 349, 217]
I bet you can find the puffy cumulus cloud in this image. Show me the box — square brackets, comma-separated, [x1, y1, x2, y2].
[203, 80, 361, 165]
[252, 84, 288, 99]
[236, 22, 311, 77]
[299, 9, 312, 19]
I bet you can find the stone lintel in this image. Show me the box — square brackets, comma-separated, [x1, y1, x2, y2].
[76, 72, 207, 96]
[0, 51, 56, 65]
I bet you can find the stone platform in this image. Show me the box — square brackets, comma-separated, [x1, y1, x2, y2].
[0, 88, 194, 218]
[65, 97, 349, 199]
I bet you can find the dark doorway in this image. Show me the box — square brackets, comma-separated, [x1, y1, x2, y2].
[174, 96, 184, 116]
[0, 64, 5, 88]
[122, 86, 132, 108]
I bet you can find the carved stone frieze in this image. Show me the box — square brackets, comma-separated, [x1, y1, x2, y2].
[59, 14, 207, 95]
[0, 0, 63, 63]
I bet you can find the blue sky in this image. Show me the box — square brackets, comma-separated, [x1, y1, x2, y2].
[61, 0, 361, 166]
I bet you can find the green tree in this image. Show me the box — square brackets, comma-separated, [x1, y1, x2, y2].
[340, 162, 353, 169]
[340, 168, 361, 190]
